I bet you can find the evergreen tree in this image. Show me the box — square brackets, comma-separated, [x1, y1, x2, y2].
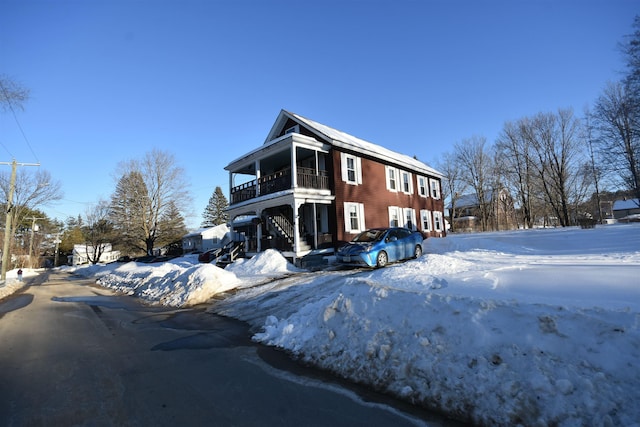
[201, 186, 229, 227]
[158, 200, 188, 256]
[110, 171, 147, 254]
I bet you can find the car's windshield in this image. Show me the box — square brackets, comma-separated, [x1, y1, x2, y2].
[352, 229, 386, 243]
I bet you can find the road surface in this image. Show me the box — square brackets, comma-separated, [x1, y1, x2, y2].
[0, 271, 458, 426]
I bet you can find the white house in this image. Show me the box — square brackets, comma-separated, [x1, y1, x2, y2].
[182, 224, 230, 253]
[68, 243, 120, 266]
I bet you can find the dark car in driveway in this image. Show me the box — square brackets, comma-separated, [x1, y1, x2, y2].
[335, 227, 424, 268]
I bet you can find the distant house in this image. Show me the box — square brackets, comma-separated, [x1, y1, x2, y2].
[182, 224, 230, 253]
[612, 198, 640, 222]
[450, 189, 517, 232]
[68, 243, 120, 266]
[224, 110, 446, 262]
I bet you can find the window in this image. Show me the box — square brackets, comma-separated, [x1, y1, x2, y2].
[386, 166, 397, 191]
[341, 153, 362, 185]
[433, 211, 444, 231]
[418, 176, 427, 197]
[347, 157, 356, 182]
[401, 171, 413, 194]
[388, 206, 401, 227]
[403, 208, 416, 230]
[344, 202, 365, 233]
[284, 124, 300, 135]
[429, 178, 441, 199]
[420, 209, 432, 232]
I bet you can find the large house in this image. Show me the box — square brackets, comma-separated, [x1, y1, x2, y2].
[225, 110, 445, 262]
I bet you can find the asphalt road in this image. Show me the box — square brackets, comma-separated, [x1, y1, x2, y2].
[0, 271, 458, 427]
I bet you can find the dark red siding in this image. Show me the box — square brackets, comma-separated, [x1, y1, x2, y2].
[331, 149, 445, 243]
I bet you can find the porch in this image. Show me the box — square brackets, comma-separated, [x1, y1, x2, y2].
[231, 167, 330, 204]
[230, 199, 335, 263]
[226, 133, 332, 205]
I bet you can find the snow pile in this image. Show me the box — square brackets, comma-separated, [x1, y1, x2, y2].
[226, 248, 303, 278]
[0, 268, 41, 299]
[213, 224, 640, 426]
[94, 257, 243, 306]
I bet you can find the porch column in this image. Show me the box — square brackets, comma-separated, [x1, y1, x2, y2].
[255, 160, 261, 196]
[293, 200, 303, 254]
[291, 144, 297, 188]
[312, 202, 318, 249]
[256, 208, 263, 253]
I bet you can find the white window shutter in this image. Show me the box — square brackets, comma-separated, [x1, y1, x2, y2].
[340, 153, 348, 182]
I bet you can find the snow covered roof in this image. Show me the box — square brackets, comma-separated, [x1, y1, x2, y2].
[183, 224, 229, 239]
[267, 110, 443, 178]
[613, 198, 639, 211]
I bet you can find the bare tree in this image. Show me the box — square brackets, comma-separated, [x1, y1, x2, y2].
[436, 151, 467, 232]
[496, 119, 537, 228]
[83, 200, 113, 264]
[0, 75, 29, 112]
[591, 82, 640, 203]
[111, 150, 191, 255]
[1, 169, 63, 249]
[454, 136, 494, 231]
[526, 109, 585, 226]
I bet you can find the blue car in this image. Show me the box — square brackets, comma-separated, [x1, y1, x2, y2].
[336, 227, 424, 268]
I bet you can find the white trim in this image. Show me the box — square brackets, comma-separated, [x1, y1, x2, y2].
[401, 171, 413, 194]
[429, 178, 441, 200]
[433, 211, 444, 231]
[403, 207, 417, 230]
[388, 206, 401, 227]
[418, 176, 427, 197]
[344, 202, 365, 233]
[420, 209, 432, 232]
[341, 152, 362, 185]
[386, 166, 398, 192]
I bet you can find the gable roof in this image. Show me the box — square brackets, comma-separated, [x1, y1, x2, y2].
[613, 198, 640, 211]
[266, 110, 443, 178]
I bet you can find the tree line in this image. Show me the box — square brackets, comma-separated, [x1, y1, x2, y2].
[438, 17, 640, 232]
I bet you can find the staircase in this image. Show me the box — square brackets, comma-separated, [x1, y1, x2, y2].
[266, 213, 311, 252]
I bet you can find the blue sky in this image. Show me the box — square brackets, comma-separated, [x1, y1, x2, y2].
[1, 0, 637, 228]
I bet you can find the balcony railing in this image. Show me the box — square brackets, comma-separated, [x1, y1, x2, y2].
[231, 167, 330, 204]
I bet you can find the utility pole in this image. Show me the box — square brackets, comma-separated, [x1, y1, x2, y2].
[1, 160, 40, 282]
[26, 216, 45, 269]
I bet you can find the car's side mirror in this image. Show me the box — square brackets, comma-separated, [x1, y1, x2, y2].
[388, 236, 398, 242]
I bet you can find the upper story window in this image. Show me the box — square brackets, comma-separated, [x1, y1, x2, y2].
[401, 171, 413, 194]
[429, 178, 441, 199]
[341, 153, 362, 185]
[418, 176, 427, 197]
[386, 166, 398, 191]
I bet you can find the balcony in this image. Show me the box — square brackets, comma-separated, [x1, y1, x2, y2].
[231, 167, 329, 205]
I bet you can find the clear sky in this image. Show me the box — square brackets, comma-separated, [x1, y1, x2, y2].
[1, 0, 637, 229]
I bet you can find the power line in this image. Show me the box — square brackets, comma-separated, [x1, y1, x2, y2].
[0, 81, 40, 164]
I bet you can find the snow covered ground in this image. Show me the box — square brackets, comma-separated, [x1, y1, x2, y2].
[2, 224, 639, 426]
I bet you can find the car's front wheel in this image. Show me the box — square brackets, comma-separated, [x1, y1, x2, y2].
[376, 251, 388, 268]
[414, 245, 423, 259]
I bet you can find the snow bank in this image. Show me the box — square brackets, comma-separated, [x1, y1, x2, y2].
[0, 268, 41, 299]
[87, 250, 297, 307]
[215, 224, 640, 426]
